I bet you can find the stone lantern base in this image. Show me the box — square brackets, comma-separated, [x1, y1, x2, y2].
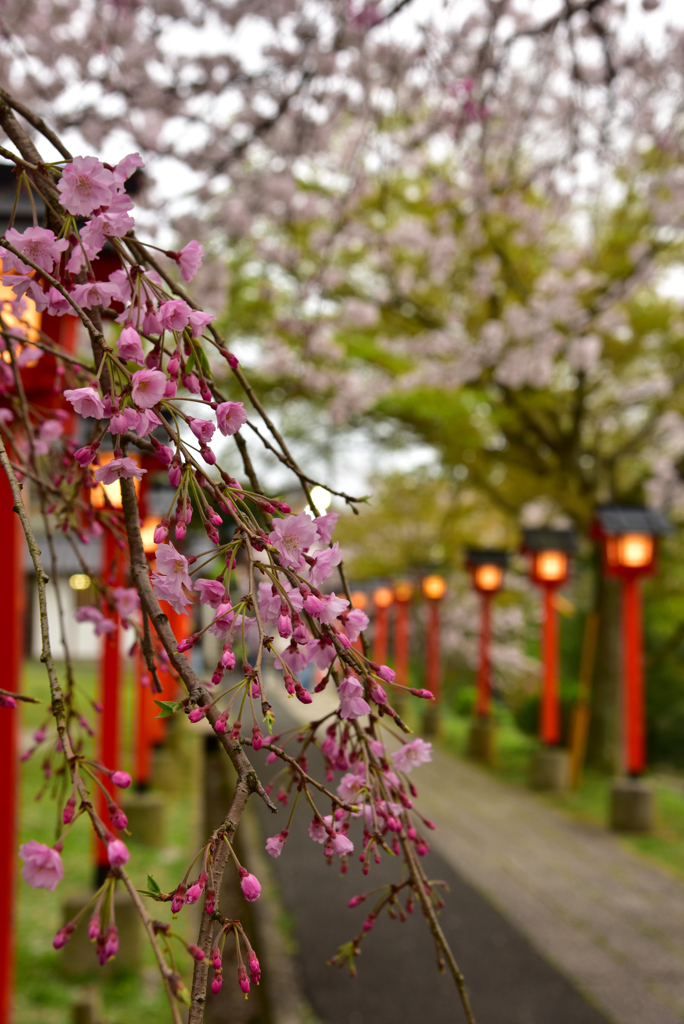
[467, 716, 496, 765]
[529, 746, 570, 792]
[610, 777, 654, 833]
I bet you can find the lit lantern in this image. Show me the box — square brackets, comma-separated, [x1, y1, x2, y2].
[592, 506, 670, 777]
[522, 529, 577, 747]
[393, 581, 413, 691]
[422, 573, 447, 735]
[372, 586, 394, 664]
[465, 550, 508, 719]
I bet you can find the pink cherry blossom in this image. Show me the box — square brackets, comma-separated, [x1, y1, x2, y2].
[113, 586, 140, 618]
[188, 309, 216, 337]
[4, 226, 69, 272]
[216, 401, 247, 436]
[151, 542, 193, 613]
[306, 637, 336, 670]
[308, 542, 343, 588]
[265, 831, 288, 858]
[94, 457, 146, 484]
[279, 641, 311, 674]
[64, 386, 105, 419]
[268, 511, 318, 569]
[57, 155, 114, 215]
[112, 152, 144, 184]
[340, 607, 369, 642]
[131, 369, 167, 409]
[19, 841, 64, 891]
[158, 299, 192, 331]
[314, 511, 339, 545]
[391, 739, 433, 774]
[314, 592, 349, 625]
[309, 815, 332, 843]
[330, 832, 354, 856]
[69, 281, 119, 310]
[188, 417, 216, 443]
[337, 771, 366, 802]
[75, 607, 116, 637]
[338, 675, 371, 720]
[118, 326, 145, 363]
[194, 578, 225, 608]
[177, 240, 204, 281]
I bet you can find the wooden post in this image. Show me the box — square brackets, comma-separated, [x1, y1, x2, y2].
[540, 584, 560, 745]
[475, 592, 491, 717]
[0, 472, 24, 1024]
[623, 575, 645, 775]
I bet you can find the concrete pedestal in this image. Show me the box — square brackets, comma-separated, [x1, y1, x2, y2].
[72, 987, 101, 1024]
[122, 792, 165, 847]
[529, 746, 570, 792]
[610, 777, 654, 833]
[61, 887, 142, 976]
[467, 717, 496, 765]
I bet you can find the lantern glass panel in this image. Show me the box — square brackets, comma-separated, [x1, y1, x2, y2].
[373, 587, 394, 609]
[473, 564, 502, 593]
[616, 533, 653, 570]
[351, 591, 368, 610]
[394, 581, 413, 602]
[141, 515, 161, 554]
[422, 574, 447, 600]
[534, 550, 568, 583]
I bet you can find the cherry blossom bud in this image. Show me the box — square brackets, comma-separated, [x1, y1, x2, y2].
[363, 915, 375, 932]
[168, 461, 182, 488]
[154, 518, 170, 544]
[103, 924, 119, 960]
[53, 922, 75, 949]
[415, 839, 429, 856]
[62, 795, 76, 824]
[188, 706, 206, 723]
[248, 951, 261, 984]
[211, 666, 224, 686]
[177, 635, 198, 653]
[239, 868, 262, 902]
[151, 439, 174, 466]
[205, 889, 216, 915]
[252, 725, 263, 751]
[370, 683, 387, 705]
[88, 914, 100, 941]
[271, 500, 291, 514]
[230, 720, 241, 740]
[185, 872, 207, 905]
[407, 826, 417, 841]
[238, 964, 250, 994]
[188, 944, 205, 961]
[277, 607, 292, 638]
[211, 974, 223, 995]
[211, 945, 222, 969]
[111, 770, 132, 788]
[348, 894, 366, 908]
[284, 674, 296, 695]
[182, 372, 200, 393]
[221, 645, 236, 669]
[167, 354, 180, 376]
[171, 883, 187, 914]
[108, 802, 128, 830]
[107, 837, 130, 867]
[295, 683, 312, 705]
[409, 688, 434, 700]
[214, 710, 229, 734]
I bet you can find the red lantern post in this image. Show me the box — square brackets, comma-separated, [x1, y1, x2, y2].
[592, 507, 670, 831]
[372, 587, 393, 666]
[465, 551, 507, 762]
[522, 529, 576, 791]
[393, 581, 413, 688]
[422, 574, 447, 737]
[0, 474, 24, 1024]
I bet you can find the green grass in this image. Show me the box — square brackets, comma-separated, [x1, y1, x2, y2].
[14, 660, 199, 1024]
[432, 701, 684, 880]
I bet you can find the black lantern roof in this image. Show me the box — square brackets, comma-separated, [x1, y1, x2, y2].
[465, 548, 509, 569]
[592, 504, 671, 538]
[521, 528, 577, 554]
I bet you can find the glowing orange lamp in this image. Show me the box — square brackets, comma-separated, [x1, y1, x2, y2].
[522, 529, 576, 747]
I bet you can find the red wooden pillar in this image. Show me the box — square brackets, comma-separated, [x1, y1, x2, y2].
[623, 575, 645, 775]
[394, 599, 410, 688]
[476, 592, 492, 717]
[540, 584, 561, 745]
[0, 473, 24, 1024]
[95, 528, 122, 873]
[373, 607, 389, 665]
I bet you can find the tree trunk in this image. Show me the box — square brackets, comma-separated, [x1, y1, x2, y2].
[586, 567, 623, 773]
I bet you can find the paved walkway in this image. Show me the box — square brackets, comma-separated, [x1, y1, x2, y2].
[417, 750, 684, 1024]
[261, 682, 684, 1023]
